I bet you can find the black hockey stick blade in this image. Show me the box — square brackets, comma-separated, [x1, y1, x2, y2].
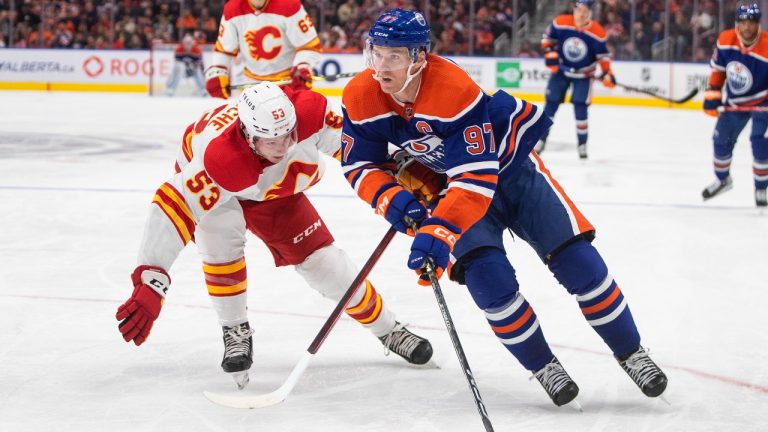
[315, 71, 360, 82]
[617, 82, 699, 104]
[230, 71, 361, 90]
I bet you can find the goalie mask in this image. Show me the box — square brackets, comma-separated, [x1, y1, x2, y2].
[237, 82, 298, 161]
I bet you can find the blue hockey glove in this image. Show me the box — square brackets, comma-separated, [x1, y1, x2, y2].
[373, 185, 427, 235]
[407, 218, 461, 286]
[703, 87, 722, 117]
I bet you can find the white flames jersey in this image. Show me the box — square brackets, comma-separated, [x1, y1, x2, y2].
[137, 88, 343, 270]
[212, 0, 322, 82]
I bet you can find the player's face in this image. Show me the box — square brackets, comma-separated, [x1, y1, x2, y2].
[573, 5, 591, 26]
[252, 130, 296, 163]
[369, 45, 413, 94]
[737, 19, 760, 43]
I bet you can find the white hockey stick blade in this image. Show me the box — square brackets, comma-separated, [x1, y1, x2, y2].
[204, 351, 313, 409]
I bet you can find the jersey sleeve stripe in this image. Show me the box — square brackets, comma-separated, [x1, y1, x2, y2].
[447, 181, 496, 199]
[182, 126, 194, 162]
[445, 161, 499, 178]
[349, 169, 398, 205]
[295, 36, 322, 52]
[414, 91, 484, 123]
[342, 107, 398, 125]
[152, 184, 195, 245]
[214, 41, 238, 56]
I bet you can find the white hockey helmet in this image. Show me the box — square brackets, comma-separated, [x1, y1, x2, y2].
[237, 82, 297, 150]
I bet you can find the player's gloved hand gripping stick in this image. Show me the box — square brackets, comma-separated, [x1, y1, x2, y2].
[408, 220, 496, 432]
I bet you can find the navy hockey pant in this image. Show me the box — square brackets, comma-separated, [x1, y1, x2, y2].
[711, 111, 768, 190]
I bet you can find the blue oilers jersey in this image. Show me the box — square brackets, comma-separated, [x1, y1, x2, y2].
[340, 55, 550, 234]
[710, 29, 768, 105]
[542, 15, 609, 78]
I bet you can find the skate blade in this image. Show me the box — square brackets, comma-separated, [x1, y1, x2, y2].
[566, 398, 584, 412]
[411, 359, 440, 369]
[231, 371, 250, 390]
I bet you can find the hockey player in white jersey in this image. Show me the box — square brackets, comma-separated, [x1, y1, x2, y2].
[116, 83, 433, 389]
[205, 0, 321, 99]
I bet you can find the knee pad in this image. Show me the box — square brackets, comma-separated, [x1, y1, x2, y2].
[295, 244, 395, 336]
[462, 247, 520, 310]
[295, 244, 356, 301]
[548, 239, 608, 296]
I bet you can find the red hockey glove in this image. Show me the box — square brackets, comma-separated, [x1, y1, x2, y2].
[544, 50, 559, 73]
[393, 150, 447, 205]
[601, 70, 616, 89]
[116, 265, 169, 346]
[374, 185, 427, 235]
[408, 218, 461, 286]
[205, 66, 230, 99]
[703, 88, 722, 117]
[289, 63, 313, 90]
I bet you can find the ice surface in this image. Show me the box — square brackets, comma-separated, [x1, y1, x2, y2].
[1, 91, 766, 432]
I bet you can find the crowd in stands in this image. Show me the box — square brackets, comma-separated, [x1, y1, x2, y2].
[0, 0, 224, 49]
[597, 0, 741, 62]
[0, 0, 744, 62]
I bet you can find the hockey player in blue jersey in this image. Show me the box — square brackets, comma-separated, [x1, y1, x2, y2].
[535, 0, 616, 159]
[165, 34, 207, 97]
[340, 8, 667, 408]
[702, 3, 768, 207]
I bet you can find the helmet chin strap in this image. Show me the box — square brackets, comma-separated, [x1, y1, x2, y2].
[372, 60, 426, 98]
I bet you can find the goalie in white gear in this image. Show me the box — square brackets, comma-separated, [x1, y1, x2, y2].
[116, 82, 433, 390]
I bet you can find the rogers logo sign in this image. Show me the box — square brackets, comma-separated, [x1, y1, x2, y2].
[83, 56, 104, 77]
[82, 55, 158, 79]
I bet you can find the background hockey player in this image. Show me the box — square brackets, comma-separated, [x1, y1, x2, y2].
[116, 82, 433, 389]
[164, 33, 207, 97]
[535, 0, 616, 159]
[702, 3, 768, 208]
[340, 8, 667, 408]
[205, 0, 321, 99]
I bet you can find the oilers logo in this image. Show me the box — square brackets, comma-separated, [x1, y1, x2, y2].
[402, 135, 446, 173]
[726, 61, 753, 95]
[562, 37, 588, 62]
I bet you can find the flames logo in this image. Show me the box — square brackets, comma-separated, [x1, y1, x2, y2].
[244, 26, 283, 61]
[263, 161, 320, 200]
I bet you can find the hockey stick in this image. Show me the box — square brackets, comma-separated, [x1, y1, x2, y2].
[230, 71, 361, 90]
[204, 226, 397, 409]
[615, 82, 699, 104]
[417, 249, 495, 431]
[718, 105, 768, 113]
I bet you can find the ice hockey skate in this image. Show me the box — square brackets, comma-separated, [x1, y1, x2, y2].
[534, 139, 547, 154]
[578, 144, 588, 159]
[755, 189, 767, 207]
[701, 176, 733, 200]
[531, 357, 581, 408]
[221, 322, 254, 390]
[379, 322, 433, 365]
[617, 346, 668, 398]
